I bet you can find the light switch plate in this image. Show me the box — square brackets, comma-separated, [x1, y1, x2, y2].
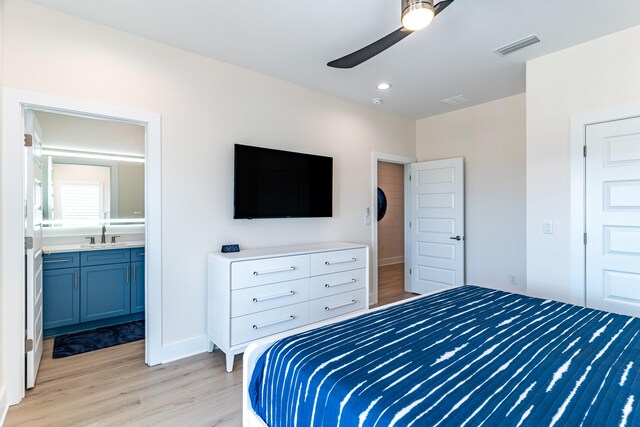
[543, 221, 553, 234]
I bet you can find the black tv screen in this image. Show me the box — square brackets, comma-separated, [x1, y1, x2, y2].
[234, 144, 333, 219]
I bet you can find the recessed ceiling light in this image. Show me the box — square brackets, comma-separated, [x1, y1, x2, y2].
[377, 83, 392, 90]
[371, 98, 384, 105]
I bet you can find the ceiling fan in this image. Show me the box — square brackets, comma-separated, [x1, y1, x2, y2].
[327, 0, 454, 69]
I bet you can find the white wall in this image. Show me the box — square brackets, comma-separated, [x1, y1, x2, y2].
[526, 25, 640, 302]
[35, 111, 144, 156]
[1, 0, 414, 351]
[0, 0, 6, 420]
[416, 94, 527, 292]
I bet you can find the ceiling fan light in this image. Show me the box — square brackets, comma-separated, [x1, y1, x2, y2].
[401, 0, 435, 32]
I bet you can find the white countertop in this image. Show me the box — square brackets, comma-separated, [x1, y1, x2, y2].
[43, 240, 145, 254]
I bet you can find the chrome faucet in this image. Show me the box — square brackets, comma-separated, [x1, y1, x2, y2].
[101, 225, 107, 244]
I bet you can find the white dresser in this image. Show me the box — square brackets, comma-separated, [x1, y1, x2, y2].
[207, 242, 369, 372]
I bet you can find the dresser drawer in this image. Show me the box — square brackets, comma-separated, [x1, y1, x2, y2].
[309, 289, 366, 324]
[43, 252, 80, 270]
[231, 255, 309, 290]
[231, 278, 309, 318]
[309, 268, 366, 300]
[310, 248, 367, 276]
[81, 249, 131, 266]
[231, 302, 309, 346]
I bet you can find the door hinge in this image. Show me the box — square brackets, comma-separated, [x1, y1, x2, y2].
[25, 236, 34, 250]
[584, 233, 587, 245]
[409, 175, 412, 181]
[24, 133, 33, 147]
[25, 338, 34, 353]
[409, 221, 412, 228]
[583, 146, 587, 157]
[409, 268, 412, 275]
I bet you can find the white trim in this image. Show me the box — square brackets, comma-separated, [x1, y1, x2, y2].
[0, 384, 8, 426]
[155, 335, 210, 364]
[1, 87, 163, 405]
[370, 152, 415, 306]
[570, 103, 640, 307]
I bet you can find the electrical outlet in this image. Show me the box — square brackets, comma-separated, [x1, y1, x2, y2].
[508, 274, 517, 286]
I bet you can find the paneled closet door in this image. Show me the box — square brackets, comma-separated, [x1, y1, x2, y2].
[586, 116, 640, 317]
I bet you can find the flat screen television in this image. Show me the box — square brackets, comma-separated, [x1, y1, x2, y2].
[234, 144, 333, 219]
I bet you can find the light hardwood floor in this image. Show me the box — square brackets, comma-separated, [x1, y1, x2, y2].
[6, 263, 412, 426]
[375, 262, 416, 307]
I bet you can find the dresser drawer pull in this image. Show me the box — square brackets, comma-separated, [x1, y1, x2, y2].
[253, 266, 296, 276]
[253, 315, 295, 330]
[252, 291, 295, 303]
[324, 258, 357, 266]
[44, 258, 72, 264]
[325, 300, 357, 311]
[325, 279, 357, 288]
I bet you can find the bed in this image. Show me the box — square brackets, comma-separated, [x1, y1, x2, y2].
[242, 285, 640, 426]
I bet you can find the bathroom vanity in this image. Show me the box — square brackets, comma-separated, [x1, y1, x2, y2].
[42, 244, 145, 337]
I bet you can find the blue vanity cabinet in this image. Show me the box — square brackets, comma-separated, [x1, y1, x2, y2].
[43, 247, 145, 337]
[80, 262, 131, 322]
[131, 248, 145, 313]
[43, 267, 80, 329]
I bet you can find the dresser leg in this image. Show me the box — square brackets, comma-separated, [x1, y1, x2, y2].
[208, 341, 216, 352]
[226, 353, 235, 373]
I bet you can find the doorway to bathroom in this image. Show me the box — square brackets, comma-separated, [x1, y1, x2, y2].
[1, 88, 162, 406]
[24, 108, 147, 390]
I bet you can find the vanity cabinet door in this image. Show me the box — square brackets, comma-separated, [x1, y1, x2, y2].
[131, 261, 145, 314]
[81, 262, 131, 322]
[43, 267, 80, 329]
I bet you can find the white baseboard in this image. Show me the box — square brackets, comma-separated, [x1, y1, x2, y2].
[0, 384, 9, 426]
[378, 256, 404, 267]
[157, 335, 209, 365]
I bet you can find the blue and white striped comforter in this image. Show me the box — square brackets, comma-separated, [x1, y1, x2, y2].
[249, 286, 640, 426]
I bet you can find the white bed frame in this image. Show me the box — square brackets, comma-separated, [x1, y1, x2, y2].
[242, 289, 451, 426]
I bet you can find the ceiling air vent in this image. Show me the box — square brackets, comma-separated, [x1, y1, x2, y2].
[495, 34, 541, 56]
[441, 95, 471, 107]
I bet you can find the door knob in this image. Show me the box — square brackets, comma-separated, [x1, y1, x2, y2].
[450, 236, 463, 241]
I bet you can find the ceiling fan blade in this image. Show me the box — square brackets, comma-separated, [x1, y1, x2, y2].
[434, 0, 454, 16]
[327, 27, 412, 69]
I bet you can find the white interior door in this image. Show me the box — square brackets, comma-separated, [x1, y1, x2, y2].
[408, 158, 464, 294]
[25, 109, 44, 388]
[586, 116, 640, 317]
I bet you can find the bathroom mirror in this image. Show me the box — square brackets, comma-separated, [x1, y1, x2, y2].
[36, 111, 145, 228]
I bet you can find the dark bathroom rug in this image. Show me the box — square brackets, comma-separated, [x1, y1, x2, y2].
[53, 320, 144, 358]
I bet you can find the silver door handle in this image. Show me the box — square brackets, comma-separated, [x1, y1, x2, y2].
[132, 263, 137, 283]
[325, 258, 357, 266]
[125, 265, 130, 285]
[253, 315, 295, 330]
[325, 300, 357, 311]
[325, 279, 357, 288]
[450, 236, 463, 241]
[73, 270, 78, 289]
[252, 291, 295, 303]
[44, 259, 71, 263]
[253, 266, 295, 276]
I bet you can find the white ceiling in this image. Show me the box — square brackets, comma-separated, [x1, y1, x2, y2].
[26, 0, 640, 119]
